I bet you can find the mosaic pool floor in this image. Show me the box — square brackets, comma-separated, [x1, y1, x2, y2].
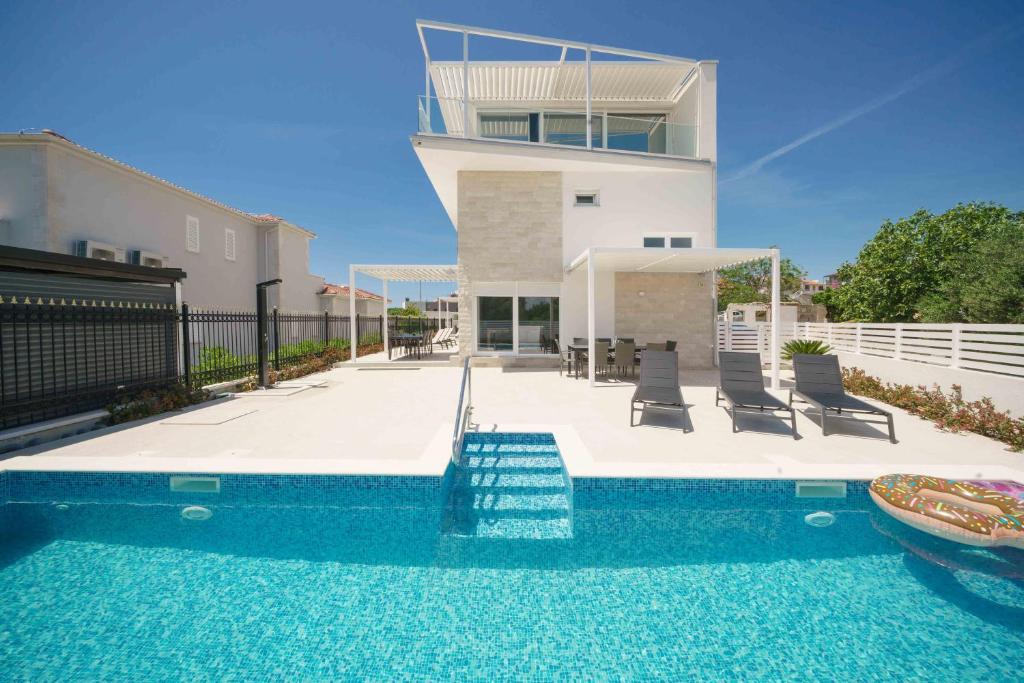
[2, 477, 1023, 682]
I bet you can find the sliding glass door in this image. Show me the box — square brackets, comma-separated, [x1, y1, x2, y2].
[518, 297, 559, 355]
[477, 297, 513, 352]
[475, 292, 560, 355]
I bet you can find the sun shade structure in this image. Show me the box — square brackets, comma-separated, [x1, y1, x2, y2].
[567, 247, 782, 388]
[416, 19, 707, 149]
[348, 264, 458, 362]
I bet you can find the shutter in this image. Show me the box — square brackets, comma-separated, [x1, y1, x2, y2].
[186, 216, 200, 253]
[224, 228, 236, 261]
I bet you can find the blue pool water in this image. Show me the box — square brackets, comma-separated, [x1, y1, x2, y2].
[1, 434, 1023, 681]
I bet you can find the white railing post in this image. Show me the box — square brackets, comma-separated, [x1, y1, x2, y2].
[757, 323, 765, 360]
[951, 323, 962, 368]
[585, 46, 592, 150]
[855, 323, 862, 354]
[462, 31, 470, 138]
[894, 323, 903, 361]
[725, 320, 732, 351]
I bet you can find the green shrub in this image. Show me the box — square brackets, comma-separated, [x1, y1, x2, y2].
[782, 339, 832, 360]
[842, 367, 1024, 452]
[107, 383, 210, 425]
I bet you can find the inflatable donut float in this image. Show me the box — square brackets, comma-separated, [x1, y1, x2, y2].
[870, 474, 1024, 549]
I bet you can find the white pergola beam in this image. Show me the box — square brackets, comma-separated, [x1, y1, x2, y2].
[587, 248, 596, 387]
[770, 249, 781, 390]
[416, 19, 698, 65]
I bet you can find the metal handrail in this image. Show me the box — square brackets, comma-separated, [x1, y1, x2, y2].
[451, 357, 472, 463]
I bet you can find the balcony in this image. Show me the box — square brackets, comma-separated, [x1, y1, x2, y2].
[418, 96, 698, 158]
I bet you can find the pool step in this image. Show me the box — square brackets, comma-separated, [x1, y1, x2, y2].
[442, 434, 572, 541]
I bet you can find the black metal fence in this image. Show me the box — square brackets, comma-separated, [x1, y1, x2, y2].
[1, 299, 400, 430]
[1, 300, 179, 429]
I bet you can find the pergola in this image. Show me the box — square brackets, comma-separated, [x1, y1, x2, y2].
[348, 264, 458, 362]
[566, 247, 782, 388]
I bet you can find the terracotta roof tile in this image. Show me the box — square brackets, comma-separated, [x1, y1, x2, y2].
[319, 284, 386, 301]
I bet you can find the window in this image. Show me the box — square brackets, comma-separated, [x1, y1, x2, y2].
[606, 113, 667, 154]
[224, 228, 236, 261]
[643, 234, 694, 249]
[518, 297, 559, 355]
[186, 216, 200, 253]
[478, 112, 532, 142]
[477, 297, 513, 352]
[574, 191, 599, 207]
[543, 112, 602, 148]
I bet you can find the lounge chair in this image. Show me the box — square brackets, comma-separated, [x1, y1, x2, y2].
[715, 352, 797, 438]
[790, 354, 896, 443]
[425, 328, 446, 351]
[646, 342, 667, 352]
[665, 340, 677, 352]
[630, 350, 688, 429]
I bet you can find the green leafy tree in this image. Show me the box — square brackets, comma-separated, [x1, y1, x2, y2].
[388, 303, 422, 317]
[716, 251, 805, 312]
[917, 219, 1024, 323]
[826, 203, 1020, 322]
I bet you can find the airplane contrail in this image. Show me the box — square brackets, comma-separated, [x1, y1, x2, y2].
[723, 23, 1023, 183]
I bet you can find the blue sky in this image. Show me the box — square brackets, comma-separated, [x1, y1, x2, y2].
[3, 0, 1022, 303]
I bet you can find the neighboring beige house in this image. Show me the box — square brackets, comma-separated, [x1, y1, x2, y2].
[318, 284, 387, 316]
[0, 130, 326, 311]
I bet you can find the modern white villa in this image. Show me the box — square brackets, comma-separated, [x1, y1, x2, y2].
[406, 20, 783, 386]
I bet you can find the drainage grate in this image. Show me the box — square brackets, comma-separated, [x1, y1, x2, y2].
[169, 476, 220, 493]
[795, 481, 847, 498]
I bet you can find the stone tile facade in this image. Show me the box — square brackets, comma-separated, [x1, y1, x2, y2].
[456, 171, 562, 357]
[614, 271, 716, 368]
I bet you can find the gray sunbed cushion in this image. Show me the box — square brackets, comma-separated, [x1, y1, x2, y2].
[792, 354, 890, 415]
[632, 351, 683, 405]
[718, 351, 788, 409]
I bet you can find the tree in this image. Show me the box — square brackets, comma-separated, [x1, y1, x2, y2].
[388, 303, 422, 317]
[826, 203, 1023, 322]
[917, 219, 1024, 323]
[716, 252, 805, 312]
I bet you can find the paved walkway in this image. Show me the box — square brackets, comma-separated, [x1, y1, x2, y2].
[2, 365, 1022, 482]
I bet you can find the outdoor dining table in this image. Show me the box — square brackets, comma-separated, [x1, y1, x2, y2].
[567, 343, 648, 379]
[390, 333, 424, 360]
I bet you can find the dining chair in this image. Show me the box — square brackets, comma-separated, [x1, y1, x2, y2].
[665, 340, 677, 352]
[646, 342, 667, 352]
[613, 341, 636, 377]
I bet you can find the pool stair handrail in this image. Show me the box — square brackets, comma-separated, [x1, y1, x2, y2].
[452, 356, 472, 463]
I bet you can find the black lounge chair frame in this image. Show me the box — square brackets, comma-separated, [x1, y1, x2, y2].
[715, 351, 797, 439]
[630, 350, 688, 430]
[790, 353, 896, 443]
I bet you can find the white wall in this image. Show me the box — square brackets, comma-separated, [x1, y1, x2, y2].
[561, 168, 714, 265]
[271, 226, 325, 312]
[836, 352, 1024, 418]
[0, 143, 48, 250]
[45, 144, 263, 310]
[560, 265, 616, 343]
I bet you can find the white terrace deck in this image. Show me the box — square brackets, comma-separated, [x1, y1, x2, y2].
[2, 364, 1022, 482]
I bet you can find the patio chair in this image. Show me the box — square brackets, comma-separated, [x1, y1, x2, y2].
[582, 341, 610, 377]
[573, 337, 588, 345]
[596, 337, 612, 344]
[646, 342, 667, 352]
[630, 350, 688, 429]
[425, 328, 446, 351]
[715, 352, 797, 438]
[790, 354, 896, 443]
[665, 340, 677, 352]
[554, 338, 574, 376]
[613, 340, 636, 377]
[616, 337, 635, 344]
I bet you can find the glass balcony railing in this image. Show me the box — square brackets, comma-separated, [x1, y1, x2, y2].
[417, 96, 699, 159]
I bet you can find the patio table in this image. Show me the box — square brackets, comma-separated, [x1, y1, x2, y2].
[568, 343, 647, 379]
[390, 333, 424, 360]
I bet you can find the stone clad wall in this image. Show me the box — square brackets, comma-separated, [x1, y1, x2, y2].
[456, 171, 563, 357]
[614, 271, 716, 368]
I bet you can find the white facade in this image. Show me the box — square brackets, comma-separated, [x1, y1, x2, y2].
[413, 22, 757, 374]
[0, 131, 326, 312]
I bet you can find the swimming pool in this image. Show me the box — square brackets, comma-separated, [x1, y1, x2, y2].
[2, 435, 1022, 681]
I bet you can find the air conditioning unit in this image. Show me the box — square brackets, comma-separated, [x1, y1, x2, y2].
[74, 239, 126, 263]
[127, 249, 168, 268]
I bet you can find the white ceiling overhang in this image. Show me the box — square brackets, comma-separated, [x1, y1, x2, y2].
[353, 265, 458, 282]
[430, 62, 695, 105]
[567, 247, 774, 275]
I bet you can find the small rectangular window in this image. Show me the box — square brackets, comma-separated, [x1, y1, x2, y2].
[643, 237, 665, 248]
[574, 191, 599, 207]
[669, 237, 692, 248]
[224, 228, 236, 261]
[186, 216, 200, 253]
